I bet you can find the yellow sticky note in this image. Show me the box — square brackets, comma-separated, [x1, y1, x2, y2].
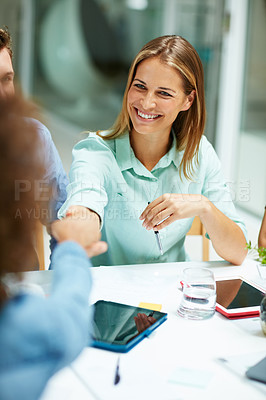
[138, 302, 162, 311]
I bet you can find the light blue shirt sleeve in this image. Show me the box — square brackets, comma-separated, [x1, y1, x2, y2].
[33, 119, 69, 256]
[58, 133, 113, 224]
[35, 120, 68, 223]
[0, 241, 92, 400]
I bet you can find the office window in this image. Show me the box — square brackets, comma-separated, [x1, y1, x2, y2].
[27, 0, 224, 142]
[236, 0, 266, 216]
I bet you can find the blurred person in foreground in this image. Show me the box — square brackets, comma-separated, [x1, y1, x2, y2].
[0, 26, 68, 268]
[0, 95, 107, 400]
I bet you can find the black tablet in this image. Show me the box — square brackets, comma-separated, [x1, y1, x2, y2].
[91, 300, 167, 353]
[216, 277, 265, 319]
[246, 356, 266, 384]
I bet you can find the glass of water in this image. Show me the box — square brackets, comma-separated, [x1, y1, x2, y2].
[177, 267, 216, 320]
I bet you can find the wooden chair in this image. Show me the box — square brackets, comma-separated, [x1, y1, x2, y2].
[187, 216, 209, 261]
[35, 221, 45, 270]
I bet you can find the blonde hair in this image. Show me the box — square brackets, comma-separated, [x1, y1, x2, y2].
[99, 35, 206, 179]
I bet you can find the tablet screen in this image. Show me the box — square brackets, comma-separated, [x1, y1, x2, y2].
[92, 300, 167, 346]
[216, 279, 265, 310]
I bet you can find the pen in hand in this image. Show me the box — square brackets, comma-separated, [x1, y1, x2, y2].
[147, 202, 164, 255]
[154, 230, 164, 256]
[114, 357, 121, 385]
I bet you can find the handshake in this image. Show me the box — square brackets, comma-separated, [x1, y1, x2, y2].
[51, 206, 107, 258]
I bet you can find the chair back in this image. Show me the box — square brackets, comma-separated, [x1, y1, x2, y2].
[35, 221, 45, 270]
[187, 216, 209, 261]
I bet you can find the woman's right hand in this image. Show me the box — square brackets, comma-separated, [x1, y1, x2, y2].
[51, 206, 107, 258]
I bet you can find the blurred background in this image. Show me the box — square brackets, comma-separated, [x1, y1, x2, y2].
[1, 0, 265, 263]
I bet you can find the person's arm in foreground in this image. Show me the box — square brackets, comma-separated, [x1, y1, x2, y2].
[0, 219, 107, 400]
[45, 216, 107, 362]
[258, 208, 266, 248]
[140, 194, 247, 265]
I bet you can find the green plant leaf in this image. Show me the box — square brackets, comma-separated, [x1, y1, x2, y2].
[246, 242, 266, 264]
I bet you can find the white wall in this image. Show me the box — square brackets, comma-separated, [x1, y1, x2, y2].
[216, 0, 266, 221]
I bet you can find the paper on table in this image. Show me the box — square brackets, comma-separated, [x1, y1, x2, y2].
[90, 266, 176, 306]
[71, 347, 181, 400]
[168, 367, 214, 389]
[138, 302, 162, 311]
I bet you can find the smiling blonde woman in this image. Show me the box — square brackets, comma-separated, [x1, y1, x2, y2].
[59, 35, 247, 266]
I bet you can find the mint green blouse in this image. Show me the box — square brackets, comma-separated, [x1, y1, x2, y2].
[58, 132, 247, 266]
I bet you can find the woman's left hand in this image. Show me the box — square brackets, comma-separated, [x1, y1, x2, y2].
[140, 193, 208, 230]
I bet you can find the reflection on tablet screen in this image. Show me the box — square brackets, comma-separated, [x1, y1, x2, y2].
[92, 300, 166, 345]
[216, 279, 265, 309]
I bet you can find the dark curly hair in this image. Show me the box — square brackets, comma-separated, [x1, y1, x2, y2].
[0, 27, 13, 58]
[0, 95, 45, 306]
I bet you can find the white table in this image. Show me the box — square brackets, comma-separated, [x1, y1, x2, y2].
[24, 259, 266, 400]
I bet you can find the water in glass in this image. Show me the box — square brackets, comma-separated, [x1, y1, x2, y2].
[177, 267, 216, 320]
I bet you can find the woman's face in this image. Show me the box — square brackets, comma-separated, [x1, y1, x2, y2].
[127, 57, 194, 140]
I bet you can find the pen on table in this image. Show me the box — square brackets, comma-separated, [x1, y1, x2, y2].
[114, 356, 121, 385]
[147, 202, 164, 255]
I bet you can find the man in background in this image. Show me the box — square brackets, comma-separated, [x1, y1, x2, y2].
[0, 27, 69, 268]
